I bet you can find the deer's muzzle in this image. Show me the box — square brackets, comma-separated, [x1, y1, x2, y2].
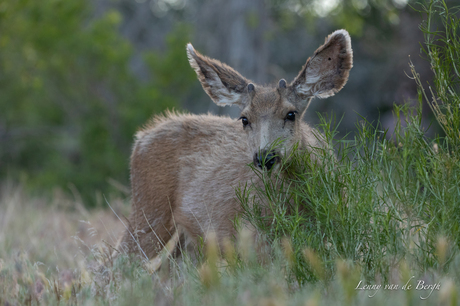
[254, 150, 279, 171]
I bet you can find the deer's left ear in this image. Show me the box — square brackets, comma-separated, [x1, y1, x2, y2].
[187, 43, 251, 108]
[290, 29, 353, 100]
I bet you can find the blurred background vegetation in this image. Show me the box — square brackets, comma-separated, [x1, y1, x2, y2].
[0, 0, 451, 206]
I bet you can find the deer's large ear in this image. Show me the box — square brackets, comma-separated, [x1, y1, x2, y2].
[290, 29, 353, 100]
[187, 43, 250, 108]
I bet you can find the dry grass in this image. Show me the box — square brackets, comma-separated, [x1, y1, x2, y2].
[0, 182, 459, 305]
[0, 182, 126, 303]
[0, 183, 124, 268]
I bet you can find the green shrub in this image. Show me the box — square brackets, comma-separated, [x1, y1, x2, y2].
[238, 0, 460, 286]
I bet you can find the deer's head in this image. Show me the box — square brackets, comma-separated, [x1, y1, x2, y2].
[187, 30, 352, 170]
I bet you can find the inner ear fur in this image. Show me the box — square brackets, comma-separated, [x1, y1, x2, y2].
[186, 43, 250, 107]
[291, 29, 353, 99]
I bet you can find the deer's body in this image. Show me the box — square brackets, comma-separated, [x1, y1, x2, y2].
[122, 112, 323, 258]
[117, 30, 353, 259]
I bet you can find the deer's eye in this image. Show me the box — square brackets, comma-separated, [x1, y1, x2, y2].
[239, 117, 249, 127]
[285, 111, 296, 121]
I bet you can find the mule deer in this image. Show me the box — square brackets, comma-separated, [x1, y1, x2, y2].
[116, 30, 353, 260]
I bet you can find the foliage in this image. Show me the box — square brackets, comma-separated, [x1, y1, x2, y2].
[415, 0, 460, 147]
[0, 0, 195, 205]
[267, 0, 411, 36]
[238, 0, 460, 286]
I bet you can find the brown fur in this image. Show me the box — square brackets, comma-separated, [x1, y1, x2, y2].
[116, 30, 353, 259]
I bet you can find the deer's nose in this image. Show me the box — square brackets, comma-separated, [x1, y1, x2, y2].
[253, 150, 279, 170]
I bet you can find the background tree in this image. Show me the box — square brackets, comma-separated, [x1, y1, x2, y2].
[0, 0, 194, 204]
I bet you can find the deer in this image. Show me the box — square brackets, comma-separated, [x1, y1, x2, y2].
[115, 29, 353, 264]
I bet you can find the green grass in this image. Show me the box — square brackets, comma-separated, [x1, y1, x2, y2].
[238, 0, 460, 287]
[1, 0, 460, 305]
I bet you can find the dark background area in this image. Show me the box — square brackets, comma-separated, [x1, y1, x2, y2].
[0, 0, 446, 205]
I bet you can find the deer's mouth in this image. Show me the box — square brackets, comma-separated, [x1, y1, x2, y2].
[253, 150, 281, 171]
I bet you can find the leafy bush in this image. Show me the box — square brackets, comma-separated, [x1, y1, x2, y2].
[416, 0, 460, 147]
[238, 0, 460, 286]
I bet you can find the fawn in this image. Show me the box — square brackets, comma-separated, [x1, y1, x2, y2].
[116, 29, 353, 261]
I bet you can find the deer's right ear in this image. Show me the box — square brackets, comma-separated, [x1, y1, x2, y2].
[187, 43, 250, 108]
